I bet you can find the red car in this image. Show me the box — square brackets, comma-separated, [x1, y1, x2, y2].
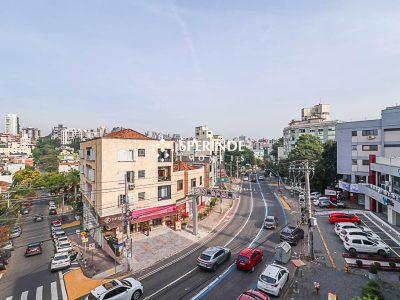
[329, 213, 361, 225]
[51, 220, 61, 226]
[237, 290, 270, 300]
[25, 243, 42, 257]
[236, 248, 263, 272]
[23, 201, 33, 207]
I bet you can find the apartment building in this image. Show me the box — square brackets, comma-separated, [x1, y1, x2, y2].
[21, 127, 41, 144]
[283, 104, 338, 157]
[5, 113, 20, 135]
[80, 129, 204, 245]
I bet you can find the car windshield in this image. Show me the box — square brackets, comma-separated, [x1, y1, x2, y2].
[260, 275, 276, 284]
[238, 255, 250, 263]
[200, 254, 212, 261]
[265, 217, 275, 222]
[103, 280, 119, 290]
[120, 279, 132, 287]
[54, 255, 69, 261]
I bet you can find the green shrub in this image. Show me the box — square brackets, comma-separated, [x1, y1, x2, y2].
[374, 262, 381, 270]
[389, 261, 396, 269]
[369, 264, 378, 274]
[356, 260, 363, 267]
[349, 249, 357, 257]
[362, 281, 384, 300]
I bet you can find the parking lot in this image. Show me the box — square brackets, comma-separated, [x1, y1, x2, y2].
[316, 210, 400, 271]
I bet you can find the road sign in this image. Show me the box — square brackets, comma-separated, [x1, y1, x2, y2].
[217, 178, 229, 182]
[88, 243, 95, 250]
[80, 231, 86, 237]
[75, 229, 81, 235]
[82, 237, 89, 243]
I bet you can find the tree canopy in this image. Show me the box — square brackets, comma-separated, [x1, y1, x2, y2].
[288, 134, 323, 161]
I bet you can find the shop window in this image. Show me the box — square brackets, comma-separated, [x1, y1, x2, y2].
[362, 145, 378, 151]
[352, 131, 357, 137]
[352, 159, 357, 165]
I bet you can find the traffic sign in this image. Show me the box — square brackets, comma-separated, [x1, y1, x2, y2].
[217, 178, 229, 182]
[82, 237, 89, 243]
[80, 231, 86, 237]
[88, 243, 95, 250]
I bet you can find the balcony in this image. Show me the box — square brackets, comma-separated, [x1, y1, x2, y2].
[375, 157, 400, 167]
[158, 176, 171, 182]
[158, 167, 171, 182]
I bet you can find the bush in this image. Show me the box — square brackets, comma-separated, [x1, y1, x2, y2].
[198, 212, 204, 220]
[181, 212, 189, 220]
[362, 281, 384, 300]
[182, 222, 187, 226]
[356, 260, 363, 267]
[379, 251, 389, 258]
[374, 262, 381, 270]
[369, 264, 378, 274]
[389, 261, 396, 269]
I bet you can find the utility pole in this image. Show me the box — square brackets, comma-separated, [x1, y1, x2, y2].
[192, 195, 198, 235]
[6, 191, 10, 209]
[124, 173, 132, 272]
[304, 160, 314, 260]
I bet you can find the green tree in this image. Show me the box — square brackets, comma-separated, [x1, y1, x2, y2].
[312, 140, 340, 192]
[225, 147, 255, 167]
[13, 168, 41, 186]
[69, 137, 81, 152]
[288, 134, 323, 161]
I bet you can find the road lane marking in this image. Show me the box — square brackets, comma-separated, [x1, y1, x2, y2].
[59, 271, 68, 300]
[51, 281, 58, 300]
[316, 224, 337, 269]
[36, 286, 43, 300]
[20, 291, 28, 300]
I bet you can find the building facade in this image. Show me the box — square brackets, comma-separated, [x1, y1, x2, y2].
[21, 127, 41, 144]
[283, 104, 337, 157]
[5, 114, 20, 135]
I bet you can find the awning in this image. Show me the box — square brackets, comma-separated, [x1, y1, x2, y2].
[130, 204, 178, 224]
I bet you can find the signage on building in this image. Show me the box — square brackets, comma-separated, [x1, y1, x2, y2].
[325, 189, 337, 196]
[99, 214, 125, 225]
[193, 187, 236, 199]
[338, 181, 360, 194]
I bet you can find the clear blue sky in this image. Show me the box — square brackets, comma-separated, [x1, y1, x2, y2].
[1, 0, 400, 138]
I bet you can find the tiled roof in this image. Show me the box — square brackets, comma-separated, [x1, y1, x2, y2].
[105, 129, 152, 140]
[173, 161, 202, 171]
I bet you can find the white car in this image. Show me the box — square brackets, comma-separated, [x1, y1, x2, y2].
[49, 201, 55, 206]
[51, 223, 63, 232]
[334, 223, 373, 236]
[314, 196, 328, 206]
[56, 241, 72, 253]
[340, 228, 382, 242]
[344, 236, 390, 256]
[86, 278, 143, 300]
[310, 192, 321, 200]
[52, 230, 66, 239]
[1, 240, 14, 251]
[257, 264, 289, 297]
[51, 251, 71, 271]
[55, 236, 69, 245]
[49, 205, 57, 211]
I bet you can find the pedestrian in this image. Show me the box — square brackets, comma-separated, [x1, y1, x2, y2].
[314, 281, 320, 295]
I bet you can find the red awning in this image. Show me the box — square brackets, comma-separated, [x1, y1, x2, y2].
[130, 204, 178, 224]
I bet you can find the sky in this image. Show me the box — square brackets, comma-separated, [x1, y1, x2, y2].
[1, 0, 400, 139]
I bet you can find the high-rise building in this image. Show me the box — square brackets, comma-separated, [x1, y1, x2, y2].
[21, 127, 41, 144]
[5, 114, 20, 135]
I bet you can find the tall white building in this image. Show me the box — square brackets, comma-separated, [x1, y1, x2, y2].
[5, 114, 20, 135]
[283, 104, 337, 157]
[61, 128, 83, 145]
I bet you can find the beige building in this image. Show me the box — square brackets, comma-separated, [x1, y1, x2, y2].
[80, 129, 205, 245]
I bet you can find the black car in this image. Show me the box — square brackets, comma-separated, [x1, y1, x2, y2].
[33, 215, 44, 222]
[49, 209, 57, 215]
[20, 207, 30, 215]
[280, 226, 304, 245]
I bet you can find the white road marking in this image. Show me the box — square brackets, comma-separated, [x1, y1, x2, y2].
[58, 271, 68, 300]
[20, 291, 28, 300]
[36, 286, 43, 300]
[5, 296, 13, 300]
[51, 281, 58, 300]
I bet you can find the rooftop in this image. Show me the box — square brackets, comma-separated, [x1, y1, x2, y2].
[105, 129, 152, 140]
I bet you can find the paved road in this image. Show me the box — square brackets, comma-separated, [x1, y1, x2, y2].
[0, 198, 69, 300]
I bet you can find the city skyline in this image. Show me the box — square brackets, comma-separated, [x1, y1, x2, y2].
[1, 0, 400, 138]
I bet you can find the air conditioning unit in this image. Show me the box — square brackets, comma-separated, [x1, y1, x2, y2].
[367, 135, 376, 140]
[128, 183, 135, 190]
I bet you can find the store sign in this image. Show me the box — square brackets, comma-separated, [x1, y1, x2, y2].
[193, 187, 236, 199]
[338, 181, 360, 193]
[325, 189, 337, 196]
[99, 214, 124, 225]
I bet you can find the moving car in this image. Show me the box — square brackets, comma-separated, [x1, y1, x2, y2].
[49, 204, 57, 210]
[257, 264, 289, 297]
[329, 213, 361, 225]
[237, 290, 270, 300]
[23, 201, 33, 207]
[86, 278, 143, 300]
[49, 208, 57, 215]
[49, 200, 55, 206]
[318, 199, 331, 208]
[25, 243, 43, 257]
[236, 248, 263, 272]
[334, 223, 373, 236]
[340, 228, 382, 242]
[197, 246, 231, 271]
[1, 240, 14, 251]
[0, 251, 10, 269]
[51, 252, 71, 271]
[20, 207, 30, 215]
[34, 215, 44, 222]
[280, 226, 304, 245]
[310, 192, 321, 200]
[344, 236, 390, 256]
[263, 216, 278, 229]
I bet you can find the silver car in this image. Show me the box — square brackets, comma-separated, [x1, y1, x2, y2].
[197, 246, 231, 271]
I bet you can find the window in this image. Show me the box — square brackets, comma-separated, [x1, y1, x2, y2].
[352, 239, 362, 244]
[352, 145, 357, 151]
[299, 129, 305, 133]
[118, 194, 126, 207]
[362, 160, 370, 166]
[126, 171, 135, 183]
[363, 240, 374, 246]
[352, 159, 357, 165]
[138, 192, 145, 201]
[362, 145, 378, 151]
[352, 131, 357, 137]
[138, 149, 145, 157]
[118, 149, 135, 161]
[138, 170, 145, 178]
[191, 178, 196, 188]
[177, 180, 183, 191]
[158, 185, 171, 200]
[362, 129, 378, 136]
[200, 176, 203, 186]
[158, 149, 172, 162]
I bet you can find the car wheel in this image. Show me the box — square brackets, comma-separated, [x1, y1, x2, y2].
[378, 250, 386, 257]
[349, 248, 356, 255]
[212, 263, 218, 271]
[260, 255, 263, 261]
[131, 290, 142, 300]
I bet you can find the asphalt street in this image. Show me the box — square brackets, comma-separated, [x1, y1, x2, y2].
[0, 197, 68, 300]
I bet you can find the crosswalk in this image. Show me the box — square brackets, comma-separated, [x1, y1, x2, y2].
[4, 278, 68, 300]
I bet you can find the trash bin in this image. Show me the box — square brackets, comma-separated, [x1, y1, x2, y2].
[275, 242, 292, 263]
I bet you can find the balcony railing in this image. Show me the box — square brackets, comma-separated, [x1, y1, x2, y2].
[360, 183, 400, 202]
[158, 176, 171, 182]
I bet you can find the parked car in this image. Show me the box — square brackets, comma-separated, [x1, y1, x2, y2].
[344, 236, 390, 256]
[340, 228, 382, 242]
[310, 192, 321, 200]
[51, 251, 71, 271]
[0, 240, 14, 251]
[0, 258, 6, 270]
[335, 201, 346, 208]
[197, 246, 231, 271]
[0, 249, 11, 261]
[49, 205, 57, 211]
[10, 226, 22, 238]
[243, 176, 249, 181]
[34, 215, 44, 222]
[49, 208, 57, 215]
[313, 196, 328, 206]
[23, 201, 33, 207]
[85, 278, 143, 300]
[334, 223, 373, 236]
[51, 219, 62, 226]
[257, 263, 289, 297]
[20, 207, 30, 215]
[263, 216, 278, 229]
[49, 200, 56, 206]
[318, 199, 331, 208]
[237, 290, 270, 300]
[55, 236, 69, 245]
[25, 243, 43, 257]
[51, 223, 63, 232]
[52, 230, 66, 240]
[56, 241, 72, 253]
[329, 213, 361, 225]
[280, 226, 304, 245]
[236, 248, 263, 272]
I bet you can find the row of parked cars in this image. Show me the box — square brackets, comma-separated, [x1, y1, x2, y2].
[329, 213, 390, 256]
[298, 191, 346, 208]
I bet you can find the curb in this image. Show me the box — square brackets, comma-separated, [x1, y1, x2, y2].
[282, 266, 299, 299]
